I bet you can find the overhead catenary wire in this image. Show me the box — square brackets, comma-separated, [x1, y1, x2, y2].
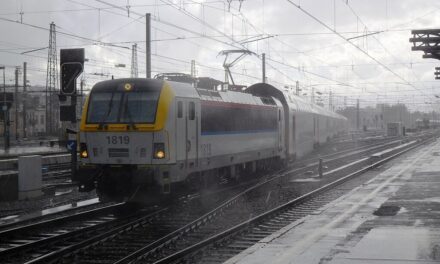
[284, 0, 429, 98]
[0, 1, 407, 93]
[1, 0, 437, 111]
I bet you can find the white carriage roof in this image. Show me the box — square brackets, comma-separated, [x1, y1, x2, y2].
[283, 90, 346, 120]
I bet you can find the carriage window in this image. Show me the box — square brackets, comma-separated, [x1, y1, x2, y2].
[189, 102, 195, 120]
[177, 101, 183, 118]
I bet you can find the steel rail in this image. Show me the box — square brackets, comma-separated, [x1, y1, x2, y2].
[0, 199, 105, 231]
[10, 133, 432, 264]
[114, 135, 432, 263]
[0, 203, 125, 259]
[153, 136, 435, 264]
[26, 207, 169, 264]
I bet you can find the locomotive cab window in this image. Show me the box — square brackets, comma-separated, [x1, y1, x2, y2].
[87, 90, 160, 124]
[188, 102, 195, 120]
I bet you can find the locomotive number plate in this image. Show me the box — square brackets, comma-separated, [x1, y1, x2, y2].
[106, 135, 130, 145]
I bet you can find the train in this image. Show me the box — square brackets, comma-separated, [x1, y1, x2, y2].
[76, 78, 348, 203]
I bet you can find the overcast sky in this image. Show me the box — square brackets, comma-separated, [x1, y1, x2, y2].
[1, 0, 440, 111]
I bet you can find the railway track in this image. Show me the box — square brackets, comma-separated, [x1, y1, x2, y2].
[0, 203, 150, 263]
[0, 179, 256, 263]
[105, 136, 432, 264]
[11, 133, 432, 264]
[0, 133, 430, 263]
[0, 198, 108, 232]
[150, 134, 437, 264]
[22, 183, 255, 264]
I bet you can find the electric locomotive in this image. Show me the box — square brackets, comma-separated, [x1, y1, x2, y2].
[76, 78, 285, 202]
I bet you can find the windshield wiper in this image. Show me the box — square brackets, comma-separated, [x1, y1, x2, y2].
[98, 90, 116, 129]
[123, 95, 137, 130]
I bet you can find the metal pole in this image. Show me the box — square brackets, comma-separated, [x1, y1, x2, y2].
[1, 66, 9, 150]
[318, 158, 323, 177]
[146, 13, 151, 78]
[48, 62, 51, 136]
[356, 98, 360, 130]
[23, 62, 27, 138]
[80, 79, 84, 113]
[191, 59, 196, 78]
[2, 67, 6, 150]
[262, 53, 266, 83]
[14, 67, 18, 140]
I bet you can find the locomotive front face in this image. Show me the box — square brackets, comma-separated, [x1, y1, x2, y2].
[79, 79, 174, 166]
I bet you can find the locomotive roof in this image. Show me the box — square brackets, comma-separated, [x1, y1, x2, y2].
[90, 78, 164, 93]
[168, 80, 283, 108]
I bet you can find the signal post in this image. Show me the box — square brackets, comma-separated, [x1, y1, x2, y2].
[59, 48, 84, 180]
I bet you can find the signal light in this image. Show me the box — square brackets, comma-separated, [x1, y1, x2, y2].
[61, 62, 83, 94]
[60, 48, 84, 95]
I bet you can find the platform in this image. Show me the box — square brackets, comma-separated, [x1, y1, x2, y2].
[226, 139, 440, 264]
[0, 145, 65, 158]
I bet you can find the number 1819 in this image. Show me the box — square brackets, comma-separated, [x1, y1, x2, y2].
[106, 136, 129, 144]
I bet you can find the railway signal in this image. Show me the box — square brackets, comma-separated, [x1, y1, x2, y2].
[59, 49, 85, 180]
[59, 48, 84, 122]
[60, 48, 84, 95]
[61, 62, 83, 94]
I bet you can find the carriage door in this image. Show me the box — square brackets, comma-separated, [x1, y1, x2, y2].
[176, 100, 186, 165]
[186, 101, 198, 168]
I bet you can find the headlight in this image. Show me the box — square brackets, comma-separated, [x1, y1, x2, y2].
[80, 143, 88, 158]
[80, 150, 88, 158]
[153, 143, 165, 159]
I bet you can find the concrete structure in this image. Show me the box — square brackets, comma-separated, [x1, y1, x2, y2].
[227, 139, 440, 264]
[386, 122, 403, 137]
[18, 155, 42, 199]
